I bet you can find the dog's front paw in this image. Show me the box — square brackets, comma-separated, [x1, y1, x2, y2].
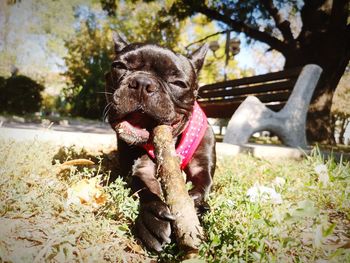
[134, 199, 175, 252]
[189, 189, 210, 215]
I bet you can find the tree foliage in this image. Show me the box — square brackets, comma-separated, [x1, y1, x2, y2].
[0, 75, 44, 115]
[63, 1, 184, 119]
[63, 20, 113, 119]
[110, 1, 183, 50]
[179, 15, 253, 84]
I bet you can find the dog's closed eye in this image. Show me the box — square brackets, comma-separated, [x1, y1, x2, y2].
[112, 61, 128, 70]
[170, 80, 188, 89]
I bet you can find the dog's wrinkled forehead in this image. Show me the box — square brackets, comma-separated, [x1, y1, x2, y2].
[118, 44, 195, 82]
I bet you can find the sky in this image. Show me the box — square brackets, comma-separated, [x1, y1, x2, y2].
[0, 1, 66, 76]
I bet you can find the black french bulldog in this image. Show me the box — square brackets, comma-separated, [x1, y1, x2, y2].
[105, 33, 216, 252]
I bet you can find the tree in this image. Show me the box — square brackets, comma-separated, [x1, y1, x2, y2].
[331, 65, 350, 144]
[0, 75, 44, 115]
[64, 1, 184, 119]
[100, 0, 184, 49]
[180, 15, 254, 84]
[114, 0, 349, 144]
[63, 20, 114, 119]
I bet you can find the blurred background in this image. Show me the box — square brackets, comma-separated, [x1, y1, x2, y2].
[0, 0, 349, 145]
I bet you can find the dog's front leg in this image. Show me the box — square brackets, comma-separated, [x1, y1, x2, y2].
[184, 128, 216, 214]
[131, 155, 175, 252]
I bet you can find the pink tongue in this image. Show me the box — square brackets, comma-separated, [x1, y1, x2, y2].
[116, 120, 150, 140]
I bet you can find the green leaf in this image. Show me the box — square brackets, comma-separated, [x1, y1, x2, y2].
[211, 234, 221, 247]
[323, 223, 336, 237]
[292, 200, 319, 218]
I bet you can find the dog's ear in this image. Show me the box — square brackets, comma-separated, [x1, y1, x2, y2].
[190, 43, 209, 73]
[112, 32, 128, 53]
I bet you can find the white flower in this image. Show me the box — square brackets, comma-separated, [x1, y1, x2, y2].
[314, 164, 329, 186]
[226, 199, 235, 207]
[247, 183, 283, 204]
[273, 177, 286, 187]
[314, 164, 327, 174]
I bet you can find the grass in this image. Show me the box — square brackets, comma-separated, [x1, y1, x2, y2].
[199, 151, 350, 262]
[0, 139, 349, 262]
[0, 140, 145, 262]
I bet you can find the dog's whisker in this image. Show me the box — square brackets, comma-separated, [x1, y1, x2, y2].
[102, 102, 112, 122]
[104, 103, 112, 120]
[103, 106, 111, 122]
[96, 91, 114, 95]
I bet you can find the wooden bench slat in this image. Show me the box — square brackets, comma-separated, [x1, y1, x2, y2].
[199, 67, 302, 91]
[199, 102, 285, 118]
[199, 90, 290, 104]
[198, 79, 295, 99]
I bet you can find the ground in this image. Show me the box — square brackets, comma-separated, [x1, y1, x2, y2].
[0, 137, 349, 262]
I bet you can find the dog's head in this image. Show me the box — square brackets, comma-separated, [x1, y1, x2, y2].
[105, 33, 208, 145]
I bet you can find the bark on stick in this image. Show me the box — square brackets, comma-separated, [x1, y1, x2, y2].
[152, 125, 203, 257]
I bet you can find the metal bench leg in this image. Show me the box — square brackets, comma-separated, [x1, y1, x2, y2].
[223, 64, 322, 149]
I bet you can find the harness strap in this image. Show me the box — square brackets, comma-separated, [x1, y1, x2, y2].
[142, 102, 208, 169]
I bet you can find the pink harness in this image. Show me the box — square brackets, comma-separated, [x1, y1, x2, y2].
[142, 102, 208, 169]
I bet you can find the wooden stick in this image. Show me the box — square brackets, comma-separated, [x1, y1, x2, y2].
[152, 125, 203, 258]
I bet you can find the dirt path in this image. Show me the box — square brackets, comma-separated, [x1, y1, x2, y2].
[0, 117, 113, 134]
[0, 127, 117, 151]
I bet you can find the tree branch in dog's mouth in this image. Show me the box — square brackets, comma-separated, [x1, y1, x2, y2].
[114, 111, 184, 145]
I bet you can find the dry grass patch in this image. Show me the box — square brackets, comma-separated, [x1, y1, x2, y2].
[0, 140, 150, 262]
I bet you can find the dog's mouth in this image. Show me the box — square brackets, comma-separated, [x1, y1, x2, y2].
[114, 111, 183, 145]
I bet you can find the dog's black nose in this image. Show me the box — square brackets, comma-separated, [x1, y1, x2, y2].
[129, 76, 157, 93]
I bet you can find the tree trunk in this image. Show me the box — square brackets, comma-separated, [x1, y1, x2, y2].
[330, 114, 336, 140]
[291, 43, 350, 144]
[306, 86, 335, 144]
[339, 118, 350, 145]
[292, 0, 350, 144]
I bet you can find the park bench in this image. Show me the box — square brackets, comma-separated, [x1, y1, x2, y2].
[198, 64, 323, 149]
